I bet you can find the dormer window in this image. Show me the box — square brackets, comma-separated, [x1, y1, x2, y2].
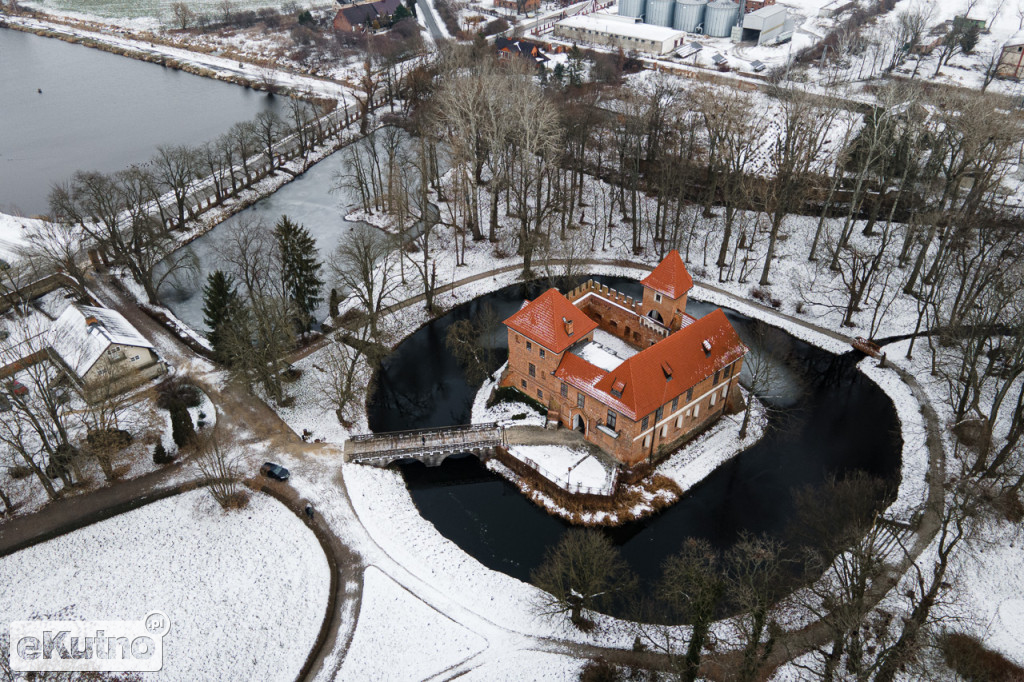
[702, 339, 712, 355]
[610, 379, 625, 399]
[661, 361, 673, 380]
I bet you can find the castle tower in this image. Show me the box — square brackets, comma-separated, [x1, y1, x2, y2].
[640, 250, 693, 329]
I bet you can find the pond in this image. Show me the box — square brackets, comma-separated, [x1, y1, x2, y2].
[368, 275, 903, 607]
[159, 128, 437, 332]
[0, 28, 280, 216]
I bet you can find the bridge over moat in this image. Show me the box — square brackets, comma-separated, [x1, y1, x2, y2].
[343, 422, 507, 467]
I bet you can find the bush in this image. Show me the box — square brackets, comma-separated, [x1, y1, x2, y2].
[511, 412, 528, 420]
[481, 17, 508, 36]
[223, 490, 251, 509]
[153, 442, 174, 465]
[156, 377, 203, 410]
[939, 632, 1024, 682]
[579, 658, 622, 682]
[491, 386, 547, 415]
[7, 465, 33, 480]
[750, 286, 782, 309]
[170, 402, 196, 449]
[86, 429, 133, 451]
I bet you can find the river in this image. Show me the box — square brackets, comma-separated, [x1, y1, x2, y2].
[0, 28, 280, 216]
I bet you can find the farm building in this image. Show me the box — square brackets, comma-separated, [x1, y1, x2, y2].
[332, 0, 403, 31]
[998, 30, 1024, 80]
[554, 13, 686, 55]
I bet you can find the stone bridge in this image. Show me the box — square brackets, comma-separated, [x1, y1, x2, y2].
[344, 422, 506, 467]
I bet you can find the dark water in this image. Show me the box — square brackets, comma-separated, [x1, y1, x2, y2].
[0, 29, 280, 216]
[369, 276, 902, 594]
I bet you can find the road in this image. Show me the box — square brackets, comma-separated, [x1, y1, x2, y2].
[416, 0, 445, 42]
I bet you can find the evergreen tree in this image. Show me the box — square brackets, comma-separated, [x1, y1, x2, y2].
[170, 403, 196, 449]
[567, 44, 584, 87]
[274, 215, 324, 333]
[202, 270, 242, 363]
[153, 441, 173, 464]
[404, 0, 417, 16]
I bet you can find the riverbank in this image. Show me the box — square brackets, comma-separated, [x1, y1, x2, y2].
[0, 11, 352, 102]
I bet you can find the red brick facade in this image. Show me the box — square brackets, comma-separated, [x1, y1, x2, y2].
[500, 252, 747, 467]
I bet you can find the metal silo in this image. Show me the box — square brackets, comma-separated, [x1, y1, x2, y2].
[646, 0, 675, 27]
[618, 0, 646, 19]
[673, 0, 706, 32]
[704, 0, 739, 37]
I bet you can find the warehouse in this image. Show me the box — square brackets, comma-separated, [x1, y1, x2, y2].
[554, 13, 687, 55]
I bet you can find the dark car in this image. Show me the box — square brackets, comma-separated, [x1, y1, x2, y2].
[260, 462, 290, 481]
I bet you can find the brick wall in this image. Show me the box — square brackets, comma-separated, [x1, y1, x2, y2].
[641, 286, 688, 329]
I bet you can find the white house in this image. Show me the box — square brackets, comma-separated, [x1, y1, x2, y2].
[50, 305, 165, 397]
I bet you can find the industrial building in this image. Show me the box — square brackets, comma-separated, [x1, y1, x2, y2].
[554, 13, 687, 54]
[740, 4, 793, 44]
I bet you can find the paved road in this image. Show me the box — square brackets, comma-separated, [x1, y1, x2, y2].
[416, 0, 445, 41]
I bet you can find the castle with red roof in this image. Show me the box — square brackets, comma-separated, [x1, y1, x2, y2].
[500, 251, 747, 466]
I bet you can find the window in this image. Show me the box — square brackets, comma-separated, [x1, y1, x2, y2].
[643, 434, 651, 448]
[693, 404, 700, 418]
[537, 389, 543, 399]
[642, 416, 649, 430]
[521, 379, 527, 389]
[515, 335, 520, 344]
[529, 363, 536, 377]
[577, 393, 585, 409]
[724, 364, 731, 378]
[672, 397, 679, 411]
[661, 425, 667, 438]
[721, 386, 728, 399]
[686, 388, 693, 402]
[714, 370, 720, 384]
[710, 393, 716, 407]
[654, 292, 662, 302]
[539, 348, 546, 359]
[676, 415, 683, 429]
[655, 407, 664, 422]
[526, 341, 532, 351]
[607, 410, 617, 430]
[561, 383, 568, 398]
[132, 355, 140, 361]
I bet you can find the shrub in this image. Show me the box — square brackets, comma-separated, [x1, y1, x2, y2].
[579, 658, 622, 682]
[511, 412, 527, 420]
[7, 465, 33, 480]
[223, 490, 250, 509]
[170, 402, 196, 449]
[155, 377, 203, 410]
[750, 286, 782, 309]
[86, 429, 133, 451]
[481, 17, 508, 36]
[153, 442, 174, 465]
[939, 632, 1024, 682]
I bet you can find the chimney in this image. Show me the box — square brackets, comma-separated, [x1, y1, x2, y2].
[563, 316, 574, 336]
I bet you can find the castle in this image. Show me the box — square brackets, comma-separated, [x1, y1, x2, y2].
[500, 251, 747, 466]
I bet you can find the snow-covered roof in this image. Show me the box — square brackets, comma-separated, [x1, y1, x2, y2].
[556, 13, 686, 42]
[50, 305, 154, 377]
[641, 249, 694, 299]
[504, 289, 599, 354]
[1007, 29, 1024, 47]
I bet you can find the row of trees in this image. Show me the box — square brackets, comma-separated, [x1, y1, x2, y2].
[28, 102, 334, 309]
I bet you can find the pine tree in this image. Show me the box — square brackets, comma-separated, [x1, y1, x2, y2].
[153, 441, 172, 464]
[170, 403, 196, 449]
[202, 270, 242, 363]
[274, 215, 324, 333]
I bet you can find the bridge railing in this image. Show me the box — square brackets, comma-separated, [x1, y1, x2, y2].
[348, 422, 501, 443]
[345, 423, 504, 459]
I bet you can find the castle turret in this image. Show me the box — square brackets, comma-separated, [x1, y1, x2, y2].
[640, 250, 693, 327]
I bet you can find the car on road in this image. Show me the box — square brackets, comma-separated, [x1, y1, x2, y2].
[260, 462, 290, 481]
[8, 380, 28, 397]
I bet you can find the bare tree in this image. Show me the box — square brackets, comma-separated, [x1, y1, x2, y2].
[330, 224, 402, 339]
[531, 528, 637, 629]
[169, 1, 196, 30]
[24, 219, 91, 301]
[195, 432, 245, 509]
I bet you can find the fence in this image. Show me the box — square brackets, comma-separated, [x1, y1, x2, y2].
[508, 450, 618, 497]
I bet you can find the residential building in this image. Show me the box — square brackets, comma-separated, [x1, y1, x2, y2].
[501, 251, 747, 466]
[333, 0, 403, 31]
[49, 305, 166, 399]
[998, 30, 1024, 80]
[495, 0, 541, 14]
[495, 37, 550, 65]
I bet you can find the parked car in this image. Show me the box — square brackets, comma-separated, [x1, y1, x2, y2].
[8, 380, 28, 397]
[260, 462, 290, 481]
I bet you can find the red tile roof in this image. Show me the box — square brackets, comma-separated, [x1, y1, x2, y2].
[504, 288, 599, 353]
[557, 309, 746, 421]
[642, 250, 693, 300]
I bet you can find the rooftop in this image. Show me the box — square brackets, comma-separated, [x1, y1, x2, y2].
[504, 288, 599, 354]
[51, 305, 153, 377]
[556, 13, 686, 41]
[641, 249, 693, 299]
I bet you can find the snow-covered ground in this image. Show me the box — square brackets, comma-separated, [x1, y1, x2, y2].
[339, 566, 487, 681]
[508, 443, 614, 492]
[0, 489, 331, 681]
[0, 213, 46, 264]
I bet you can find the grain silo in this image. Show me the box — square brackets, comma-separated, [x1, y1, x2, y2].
[673, 0, 706, 32]
[618, 0, 646, 19]
[646, 0, 675, 27]
[704, 0, 739, 37]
